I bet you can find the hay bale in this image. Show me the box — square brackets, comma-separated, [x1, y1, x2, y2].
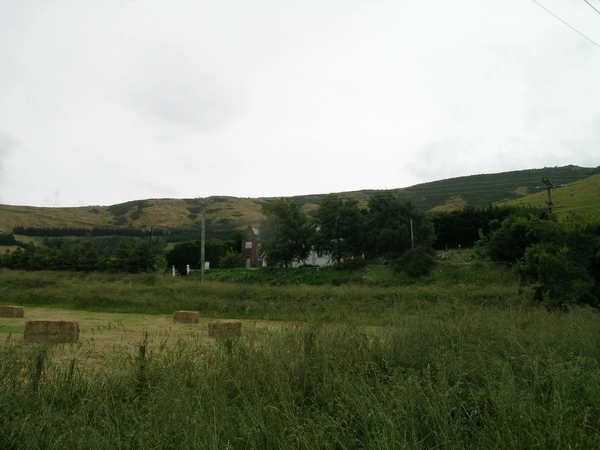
[208, 320, 242, 338]
[24, 320, 80, 343]
[0, 306, 24, 318]
[172, 310, 200, 324]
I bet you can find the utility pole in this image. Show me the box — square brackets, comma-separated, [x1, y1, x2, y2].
[201, 205, 206, 283]
[537, 178, 563, 221]
[146, 226, 154, 272]
[196, 198, 211, 283]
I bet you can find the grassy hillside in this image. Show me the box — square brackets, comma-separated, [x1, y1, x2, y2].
[0, 165, 597, 236]
[499, 173, 600, 218]
[274, 165, 600, 215]
[0, 197, 266, 237]
[394, 164, 600, 212]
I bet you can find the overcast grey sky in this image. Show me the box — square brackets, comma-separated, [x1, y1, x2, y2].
[1, 0, 599, 207]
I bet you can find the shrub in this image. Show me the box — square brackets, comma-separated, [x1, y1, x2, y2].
[391, 247, 436, 278]
[518, 241, 598, 309]
[486, 215, 537, 263]
[220, 250, 242, 269]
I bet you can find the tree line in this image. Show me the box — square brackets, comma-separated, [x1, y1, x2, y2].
[165, 239, 242, 274]
[0, 233, 20, 246]
[0, 233, 242, 274]
[13, 226, 150, 238]
[259, 192, 436, 267]
[259, 195, 541, 267]
[2, 193, 598, 309]
[431, 204, 543, 249]
[0, 237, 160, 273]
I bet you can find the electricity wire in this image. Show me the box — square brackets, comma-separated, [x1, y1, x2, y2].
[531, 0, 600, 49]
[585, 0, 600, 15]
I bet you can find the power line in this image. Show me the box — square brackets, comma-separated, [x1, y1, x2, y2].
[531, 0, 600, 49]
[585, 0, 600, 15]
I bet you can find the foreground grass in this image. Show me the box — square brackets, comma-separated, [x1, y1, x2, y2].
[1, 305, 599, 449]
[2, 265, 599, 448]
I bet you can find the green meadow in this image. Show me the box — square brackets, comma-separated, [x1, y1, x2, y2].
[1, 264, 600, 449]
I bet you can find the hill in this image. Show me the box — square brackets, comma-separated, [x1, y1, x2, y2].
[278, 165, 600, 214]
[499, 172, 600, 218]
[0, 165, 597, 237]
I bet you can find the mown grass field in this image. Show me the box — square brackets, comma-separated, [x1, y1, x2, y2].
[1, 264, 600, 448]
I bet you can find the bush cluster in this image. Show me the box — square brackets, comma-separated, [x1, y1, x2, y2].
[0, 238, 157, 274]
[391, 246, 436, 278]
[480, 214, 600, 308]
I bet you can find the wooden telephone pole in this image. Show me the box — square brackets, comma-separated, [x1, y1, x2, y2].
[196, 198, 210, 283]
[538, 178, 563, 221]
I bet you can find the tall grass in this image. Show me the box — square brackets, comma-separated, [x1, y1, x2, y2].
[0, 263, 523, 324]
[1, 305, 599, 448]
[2, 264, 598, 447]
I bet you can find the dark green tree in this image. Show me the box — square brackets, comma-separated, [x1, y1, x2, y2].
[166, 239, 238, 273]
[260, 198, 313, 267]
[80, 244, 99, 272]
[391, 246, 436, 278]
[166, 241, 200, 274]
[517, 215, 600, 308]
[109, 239, 133, 273]
[220, 250, 242, 268]
[56, 240, 81, 271]
[313, 194, 366, 263]
[0, 232, 17, 246]
[365, 193, 434, 260]
[486, 215, 539, 263]
[432, 205, 541, 250]
[129, 241, 153, 273]
[97, 248, 112, 272]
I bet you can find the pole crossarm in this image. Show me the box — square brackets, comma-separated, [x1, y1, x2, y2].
[537, 178, 563, 221]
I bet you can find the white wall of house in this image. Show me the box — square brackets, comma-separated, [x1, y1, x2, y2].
[292, 249, 333, 267]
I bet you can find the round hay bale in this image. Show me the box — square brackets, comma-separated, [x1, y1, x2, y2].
[24, 320, 80, 343]
[0, 306, 24, 318]
[172, 310, 200, 324]
[208, 320, 242, 338]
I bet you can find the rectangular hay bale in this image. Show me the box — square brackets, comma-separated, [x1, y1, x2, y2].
[208, 320, 242, 338]
[24, 320, 80, 343]
[172, 310, 200, 324]
[0, 306, 24, 318]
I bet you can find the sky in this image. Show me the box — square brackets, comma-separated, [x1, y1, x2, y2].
[0, 0, 599, 207]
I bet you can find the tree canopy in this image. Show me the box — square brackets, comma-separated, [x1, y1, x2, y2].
[364, 193, 434, 260]
[313, 195, 365, 263]
[259, 198, 313, 267]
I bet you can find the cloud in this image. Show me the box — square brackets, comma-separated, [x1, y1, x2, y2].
[127, 75, 240, 131]
[0, 0, 599, 207]
[133, 181, 182, 199]
[0, 133, 18, 185]
[43, 189, 62, 208]
[123, 48, 246, 131]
